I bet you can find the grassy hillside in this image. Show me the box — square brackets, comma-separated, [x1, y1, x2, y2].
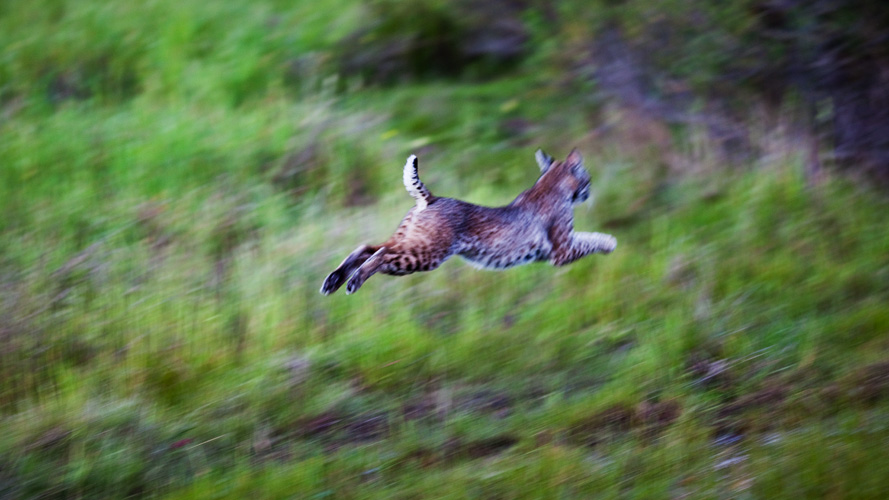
[2, 1, 889, 498]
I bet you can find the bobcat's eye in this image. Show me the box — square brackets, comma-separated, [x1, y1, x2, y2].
[574, 184, 590, 203]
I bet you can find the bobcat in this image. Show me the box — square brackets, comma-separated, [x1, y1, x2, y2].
[320, 149, 616, 295]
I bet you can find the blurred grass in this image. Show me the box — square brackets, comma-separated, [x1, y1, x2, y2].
[2, 0, 889, 498]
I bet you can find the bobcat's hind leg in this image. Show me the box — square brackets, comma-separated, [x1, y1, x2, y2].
[550, 232, 617, 266]
[321, 244, 380, 295]
[345, 246, 389, 295]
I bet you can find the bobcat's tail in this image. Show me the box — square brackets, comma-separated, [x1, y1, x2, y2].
[403, 155, 434, 211]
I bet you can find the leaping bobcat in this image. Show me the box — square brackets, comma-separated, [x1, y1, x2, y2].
[321, 149, 616, 295]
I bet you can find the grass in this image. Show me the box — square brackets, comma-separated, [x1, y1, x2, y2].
[2, 0, 889, 498]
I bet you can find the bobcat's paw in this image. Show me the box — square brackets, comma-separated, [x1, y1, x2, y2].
[345, 275, 364, 295]
[599, 234, 617, 254]
[320, 271, 344, 295]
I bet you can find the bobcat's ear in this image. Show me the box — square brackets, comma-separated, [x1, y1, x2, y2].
[565, 148, 583, 168]
[535, 149, 555, 173]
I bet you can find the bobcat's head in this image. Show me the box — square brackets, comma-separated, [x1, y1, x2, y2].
[535, 148, 591, 205]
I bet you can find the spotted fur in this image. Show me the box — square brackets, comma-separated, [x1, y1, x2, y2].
[321, 149, 616, 295]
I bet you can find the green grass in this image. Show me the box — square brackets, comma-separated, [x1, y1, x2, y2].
[2, 0, 889, 498]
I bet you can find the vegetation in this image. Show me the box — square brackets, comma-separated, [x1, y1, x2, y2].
[2, 0, 888, 498]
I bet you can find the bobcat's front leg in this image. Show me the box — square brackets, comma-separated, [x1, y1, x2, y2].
[321, 244, 380, 295]
[550, 232, 616, 266]
[345, 247, 389, 294]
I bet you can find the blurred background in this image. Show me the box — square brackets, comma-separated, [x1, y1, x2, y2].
[2, 0, 889, 497]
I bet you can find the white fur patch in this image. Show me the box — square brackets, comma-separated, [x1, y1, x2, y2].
[403, 154, 428, 211]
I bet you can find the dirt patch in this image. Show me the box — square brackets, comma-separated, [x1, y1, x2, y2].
[344, 412, 389, 442]
[401, 387, 515, 422]
[718, 384, 788, 418]
[275, 392, 521, 464]
[704, 360, 889, 441]
[686, 354, 735, 391]
[713, 381, 789, 437]
[287, 410, 391, 446]
[841, 360, 889, 405]
[568, 400, 682, 447]
[567, 403, 637, 447]
[460, 435, 520, 459]
[400, 434, 520, 468]
[401, 396, 439, 422]
[637, 399, 682, 438]
[456, 390, 512, 418]
[297, 411, 343, 438]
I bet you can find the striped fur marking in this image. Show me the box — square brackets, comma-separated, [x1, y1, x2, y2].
[403, 154, 432, 211]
